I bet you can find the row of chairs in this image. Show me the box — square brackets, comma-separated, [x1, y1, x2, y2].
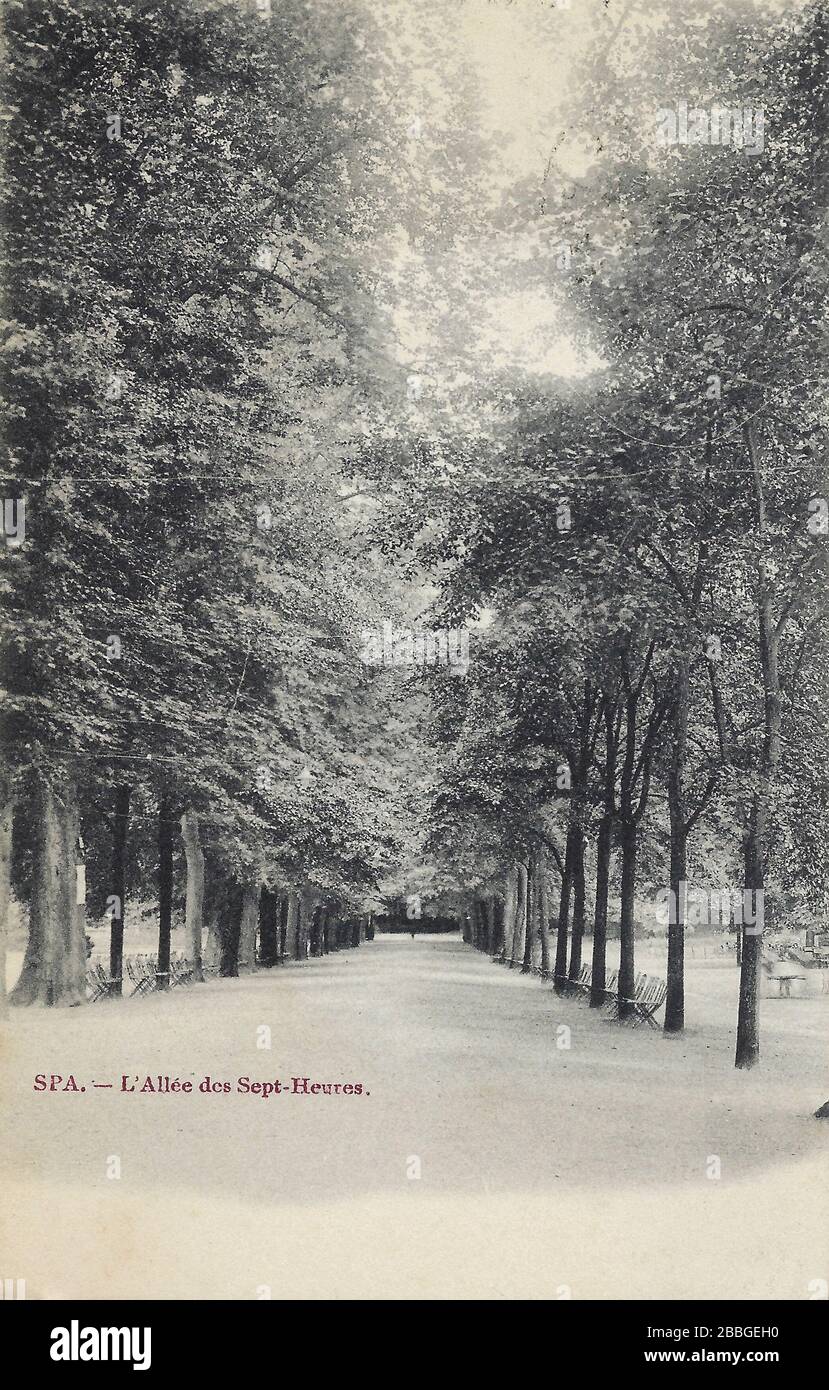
[86, 953, 197, 1000]
[496, 954, 667, 1027]
[86, 960, 120, 1002]
[571, 964, 668, 1027]
[126, 954, 158, 996]
[128, 953, 203, 993]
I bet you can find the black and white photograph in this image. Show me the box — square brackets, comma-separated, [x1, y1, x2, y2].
[1, 0, 827, 1335]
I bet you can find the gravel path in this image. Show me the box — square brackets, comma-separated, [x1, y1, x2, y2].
[2, 933, 826, 1299]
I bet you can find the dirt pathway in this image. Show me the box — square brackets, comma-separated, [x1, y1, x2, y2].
[1, 934, 826, 1298]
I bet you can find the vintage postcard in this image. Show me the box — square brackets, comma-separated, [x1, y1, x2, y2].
[1, 0, 827, 1337]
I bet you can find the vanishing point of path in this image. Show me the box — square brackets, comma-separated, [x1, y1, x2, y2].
[2, 935, 825, 1299]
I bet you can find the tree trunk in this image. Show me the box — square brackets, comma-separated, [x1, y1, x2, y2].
[501, 866, 517, 962]
[108, 784, 130, 996]
[279, 895, 289, 959]
[521, 853, 535, 972]
[736, 813, 764, 1068]
[665, 651, 690, 1033]
[12, 776, 86, 1006]
[618, 816, 637, 1021]
[285, 891, 300, 959]
[218, 878, 243, 977]
[258, 887, 278, 967]
[490, 895, 505, 958]
[591, 693, 619, 1007]
[0, 775, 13, 1016]
[482, 898, 494, 953]
[735, 422, 782, 1068]
[616, 660, 664, 1022]
[180, 809, 205, 983]
[477, 898, 487, 951]
[203, 894, 221, 971]
[567, 826, 586, 987]
[511, 862, 527, 966]
[665, 823, 687, 1034]
[298, 892, 313, 958]
[538, 864, 551, 978]
[590, 813, 612, 1007]
[554, 822, 576, 993]
[157, 795, 174, 991]
[238, 884, 258, 972]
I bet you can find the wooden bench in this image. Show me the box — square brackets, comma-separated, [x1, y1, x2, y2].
[607, 972, 668, 1027]
[570, 965, 613, 1003]
[574, 963, 591, 993]
[601, 969, 620, 1009]
[495, 954, 667, 1028]
[630, 975, 668, 1027]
